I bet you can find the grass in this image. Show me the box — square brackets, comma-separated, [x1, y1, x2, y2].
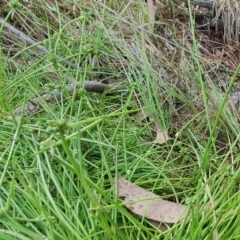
[0, 0, 240, 239]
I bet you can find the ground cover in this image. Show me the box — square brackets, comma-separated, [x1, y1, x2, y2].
[0, 0, 240, 239]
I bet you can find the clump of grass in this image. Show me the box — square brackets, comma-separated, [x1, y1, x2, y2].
[213, 0, 240, 44]
[0, 0, 240, 239]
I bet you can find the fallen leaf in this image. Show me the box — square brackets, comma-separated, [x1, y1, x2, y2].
[152, 116, 170, 144]
[144, 42, 164, 60]
[137, 110, 169, 144]
[138, 109, 149, 122]
[228, 91, 240, 112]
[115, 175, 187, 223]
[147, 0, 156, 28]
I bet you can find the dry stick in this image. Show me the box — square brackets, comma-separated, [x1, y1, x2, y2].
[0, 17, 125, 79]
[0, 17, 80, 70]
[191, 0, 213, 9]
[0, 17, 126, 116]
[13, 81, 126, 116]
[195, 19, 224, 28]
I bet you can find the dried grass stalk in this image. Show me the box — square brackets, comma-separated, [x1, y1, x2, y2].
[212, 0, 240, 44]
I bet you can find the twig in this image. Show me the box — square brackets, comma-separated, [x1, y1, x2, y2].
[0, 17, 81, 70]
[190, 0, 213, 9]
[13, 81, 126, 116]
[195, 18, 224, 28]
[0, 17, 127, 116]
[185, 30, 211, 54]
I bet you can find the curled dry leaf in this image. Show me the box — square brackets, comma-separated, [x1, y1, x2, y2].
[152, 116, 170, 144]
[138, 109, 149, 123]
[115, 175, 187, 223]
[138, 110, 169, 144]
[147, 0, 156, 28]
[228, 91, 240, 113]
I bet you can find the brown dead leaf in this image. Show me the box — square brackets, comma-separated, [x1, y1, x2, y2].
[137, 110, 169, 144]
[152, 116, 170, 144]
[115, 175, 187, 223]
[228, 91, 240, 113]
[144, 42, 164, 60]
[147, 0, 155, 28]
[138, 109, 149, 122]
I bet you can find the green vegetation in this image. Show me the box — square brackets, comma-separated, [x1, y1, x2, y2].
[0, 0, 240, 239]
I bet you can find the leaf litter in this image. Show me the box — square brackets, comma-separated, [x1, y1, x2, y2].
[138, 110, 170, 144]
[152, 115, 170, 144]
[115, 175, 187, 224]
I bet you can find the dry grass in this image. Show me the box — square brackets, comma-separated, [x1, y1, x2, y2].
[213, 0, 240, 44]
[1, 0, 239, 78]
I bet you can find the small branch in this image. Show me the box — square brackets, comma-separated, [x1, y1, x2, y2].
[190, 0, 213, 9]
[0, 17, 127, 116]
[13, 81, 126, 116]
[195, 19, 224, 28]
[0, 17, 81, 70]
[185, 30, 211, 54]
